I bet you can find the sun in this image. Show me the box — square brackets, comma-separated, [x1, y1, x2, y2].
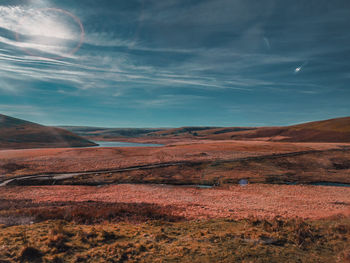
[14, 8, 84, 60]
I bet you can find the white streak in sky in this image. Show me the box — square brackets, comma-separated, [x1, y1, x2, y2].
[263, 37, 271, 50]
[294, 61, 308, 74]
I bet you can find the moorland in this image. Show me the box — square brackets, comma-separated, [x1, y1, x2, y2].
[1, 115, 350, 262]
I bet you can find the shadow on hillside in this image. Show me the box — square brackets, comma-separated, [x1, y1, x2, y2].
[0, 199, 184, 226]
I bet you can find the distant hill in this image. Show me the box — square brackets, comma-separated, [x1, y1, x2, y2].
[226, 116, 350, 142]
[63, 117, 350, 143]
[60, 126, 168, 139]
[0, 114, 97, 149]
[180, 117, 350, 142]
[151, 117, 350, 142]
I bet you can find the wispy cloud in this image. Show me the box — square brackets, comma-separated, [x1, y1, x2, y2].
[0, 103, 46, 117]
[0, 0, 326, 97]
[0, 0, 349, 126]
[134, 94, 208, 108]
[0, 5, 82, 58]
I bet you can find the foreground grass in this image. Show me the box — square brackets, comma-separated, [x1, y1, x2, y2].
[1, 217, 350, 263]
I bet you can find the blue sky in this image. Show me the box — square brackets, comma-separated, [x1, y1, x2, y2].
[0, 0, 350, 127]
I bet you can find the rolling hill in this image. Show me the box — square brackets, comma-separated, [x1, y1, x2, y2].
[60, 126, 167, 139]
[151, 117, 350, 142]
[0, 114, 97, 149]
[63, 116, 350, 143]
[227, 116, 350, 142]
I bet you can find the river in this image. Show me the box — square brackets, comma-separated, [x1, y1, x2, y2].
[93, 141, 163, 147]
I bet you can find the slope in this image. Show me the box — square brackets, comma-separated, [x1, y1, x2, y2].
[0, 114, 97, 149]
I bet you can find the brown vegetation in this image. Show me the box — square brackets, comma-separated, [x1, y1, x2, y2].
[1, 184, 349, 220]
[0, 201, 183, 226]
[1, 141, 349, 186]
[0, 139, 348, 175]
[0, 114, 96, 150]
[1, 217, 349, 262]
[67, 116, 350, 143]
[2, 116, 350, 262]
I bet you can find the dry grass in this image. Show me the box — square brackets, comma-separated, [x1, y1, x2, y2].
[1, 184, 349, 220]
[0, 140, 346, 177]
[1, 141, 350, 190]
[0, 217, 349, 262]
[0, 201, 183, 226]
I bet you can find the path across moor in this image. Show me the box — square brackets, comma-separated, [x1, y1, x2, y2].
[1, 147, 349, 186]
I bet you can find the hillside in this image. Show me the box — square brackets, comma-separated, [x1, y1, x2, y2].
[60, 126, 167, 139]
[227, 116, 350, 142]
[0, 114, 97, 149]
[147, 117, 350, 143]
[64, 117, 350, 143]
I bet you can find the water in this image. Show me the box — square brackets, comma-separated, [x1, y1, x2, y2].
[310, 182, 350, 187]
[158, 184, 214, 189]
[239, 179, 249, 186]
[235, 179, 350, 188]
[196, 185, 213, 189]
[93, 141, 163, 148]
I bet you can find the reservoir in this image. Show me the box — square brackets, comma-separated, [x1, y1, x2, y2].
[93, 141, 163, 148]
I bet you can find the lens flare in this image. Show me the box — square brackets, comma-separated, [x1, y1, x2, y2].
[15, 8, 85, 60]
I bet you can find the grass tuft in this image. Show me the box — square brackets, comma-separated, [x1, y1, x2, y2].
[18, 246, 43, 263]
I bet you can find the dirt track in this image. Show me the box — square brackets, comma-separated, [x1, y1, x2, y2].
[2, 146, 350, 186]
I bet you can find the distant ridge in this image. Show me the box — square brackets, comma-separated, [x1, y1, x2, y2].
[228, 116, 350, 142]
[0, 114, 97, 149]
[64, 116, 350, 143]
[131, 116, 350, 142]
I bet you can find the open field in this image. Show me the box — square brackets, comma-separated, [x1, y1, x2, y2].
[1, 140, 350, 186]
[1, 184, 350, 262]
[1, 0, 349, 259]
[1, 217, 350, 263]
[1, 184, 350, 221]
[65, 116, 350, 143]
[1, 123, 350, 262]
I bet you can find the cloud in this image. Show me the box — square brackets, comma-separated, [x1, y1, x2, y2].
[0, 78, 20, 93]
[0, 0, 325, 97]
[134, 94, 208, 108]
[0, 0, 349, 126]
[0, 103, 46, 117]
[0, 5, 82, 58]
[263, 37, 271, 50]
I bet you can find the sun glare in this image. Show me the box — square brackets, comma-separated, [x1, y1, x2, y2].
[0, 6, 84, 59]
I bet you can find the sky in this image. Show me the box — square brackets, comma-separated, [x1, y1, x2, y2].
[0, 0, 350, 127]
